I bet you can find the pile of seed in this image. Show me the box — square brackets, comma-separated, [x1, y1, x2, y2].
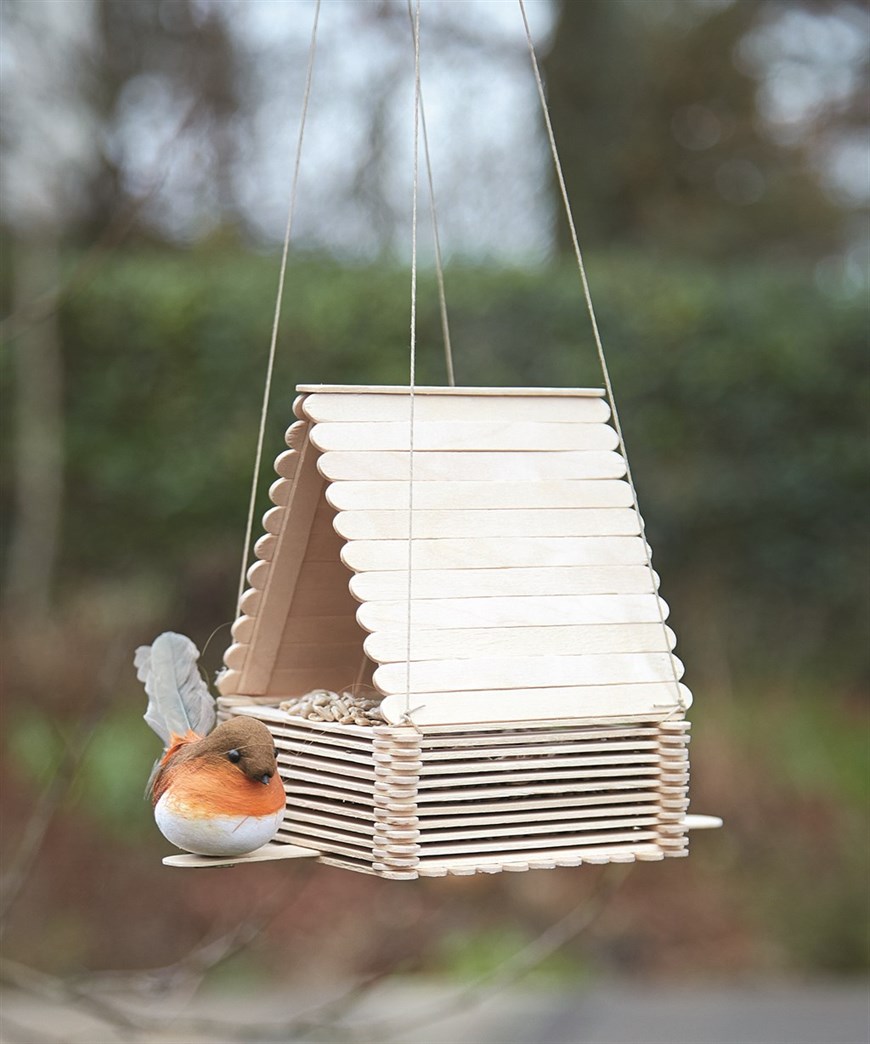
[279, 688, 386, 727]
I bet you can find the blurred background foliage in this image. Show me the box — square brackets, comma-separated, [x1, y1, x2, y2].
[1, 0, 868, 992]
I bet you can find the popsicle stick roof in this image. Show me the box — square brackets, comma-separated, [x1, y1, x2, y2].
[219, 386, 691, 726]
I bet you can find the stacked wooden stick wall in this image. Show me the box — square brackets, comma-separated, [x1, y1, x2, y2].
[218, 704, 691, 878]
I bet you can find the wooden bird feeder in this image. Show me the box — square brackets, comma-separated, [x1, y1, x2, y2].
[191, 384, 719, 880]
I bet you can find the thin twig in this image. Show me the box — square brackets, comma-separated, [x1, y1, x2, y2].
[0, 958, 143, 1040]
[0, 957, 385, 1044]
[0, 869, 327, 1041]
[81, 868, 318, 1002]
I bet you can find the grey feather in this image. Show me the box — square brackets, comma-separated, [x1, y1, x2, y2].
[135, 632, 216, 746]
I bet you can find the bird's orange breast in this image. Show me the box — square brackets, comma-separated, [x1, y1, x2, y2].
[157, 758, 286, 820]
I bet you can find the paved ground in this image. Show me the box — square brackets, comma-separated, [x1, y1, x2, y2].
[2, 980, 868, 1043]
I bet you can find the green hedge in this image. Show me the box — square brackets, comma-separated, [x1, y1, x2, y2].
[5, 246, 867, 683]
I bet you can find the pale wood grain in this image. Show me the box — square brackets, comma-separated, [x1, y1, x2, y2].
[234, 703, 376, 739]
[326, 478, 634, 511]
[343, 536, 649, 572]
[417, 725, 661, 748]
[299, 386, 607, 413]
[274, 449, 299, 479]
[254, 533, 277, 560]
[415, 829, 658, 858]
[278, 740, 375, 768]
[364, 622, 676, 663]
[418, 814, 659, 844]
[231, 615, 255, 643]
[285, 420, 308, 450]
[358, 593, 669, 630]
[418, 752, 660, 775]
[414, 777, 659, 802]
[310, 420, 618, 452]
[373, 652, 684, 696]
[415, 792, 660, 817]
[290, 561, 360, 615]
[268, 666, 376, 696]
[270, 641, 363, 670]
[246, 559, 270, 587]
[237, 435, 324, 695]
[318, 450, 627, 483]
[299, 385, 606, 395]
[283, 782, 376, 808]
[162, 843, 319, 868]
[269, 478, 293, 506]
[285, 751, 376, 780]
[349, 565, 658, 601]
[215, 668, 243, 696]
[277, 614, 367, 647]
[304, 527, 346, 562]
[223, 643, 247, 670]
[415, 843, 661, 874]
[278, 830, 376, 862]
[276, 730, 374, 757]
[263, 506, 285, 535]
[284, 765, 378, 795]
[414, 764, 657, 788]
[334, 507, 641, 541]
[289, 811, 375, 837]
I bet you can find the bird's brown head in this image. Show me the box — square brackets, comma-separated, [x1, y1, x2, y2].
[191, 717, 279, 786]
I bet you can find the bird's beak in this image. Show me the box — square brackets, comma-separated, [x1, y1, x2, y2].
[260, 773, 272, 786]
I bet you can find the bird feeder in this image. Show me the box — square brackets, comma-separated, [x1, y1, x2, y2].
[195, 384, 715, 880]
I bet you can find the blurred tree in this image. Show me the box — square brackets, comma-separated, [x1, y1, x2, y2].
[27, 247, 861, 684]
[83, 0, 243, 241]
[1, 0, 243, 617]
[0, 0, 98, 622]
[541, 0, 867, 260]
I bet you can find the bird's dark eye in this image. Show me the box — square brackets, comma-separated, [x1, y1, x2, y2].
[227, 749, 241, 764]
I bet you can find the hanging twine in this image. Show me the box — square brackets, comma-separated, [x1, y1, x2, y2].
[235, 0, 321, 616]
[405, 0, 455, 386]
[403, 0, 422, 720]
[517, 0, 685, 712]
[236, 2, 682, 726]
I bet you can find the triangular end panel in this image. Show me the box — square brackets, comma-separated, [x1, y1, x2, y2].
[218, 418, 374, 699]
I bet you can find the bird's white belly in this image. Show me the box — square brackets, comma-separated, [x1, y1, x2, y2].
[154, 794, 285, 857]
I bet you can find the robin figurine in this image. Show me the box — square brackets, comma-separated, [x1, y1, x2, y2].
[135, 633, 285, 857]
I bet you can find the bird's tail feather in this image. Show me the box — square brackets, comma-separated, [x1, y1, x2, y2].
[135, 632, 216, 747]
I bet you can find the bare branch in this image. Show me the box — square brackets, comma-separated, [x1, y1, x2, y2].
[0, 957, 142, 1040]
[0, 863, 629, 1043]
